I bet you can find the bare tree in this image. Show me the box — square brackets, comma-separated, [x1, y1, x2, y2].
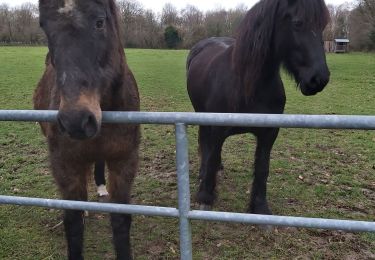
[0, 4, 14, 42]
[14, 3, 40, 43]
[358, 0, 375, 24]
[0, 1, 249, 48]
[204, 6, 247, 39]
[0, 3, 42, 44]
[117, 0, 144, 47]
[227, 4, 248, 35]
[205, 9, 228, 37]
[161, 3, 180, 27]
[349, 0, 375, 50]
[141, 10, 163, 48]
[324, 4, 351, 41]
[180, 5, 205, 48]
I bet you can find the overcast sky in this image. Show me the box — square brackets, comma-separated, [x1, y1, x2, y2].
[0, 0, 352, 12]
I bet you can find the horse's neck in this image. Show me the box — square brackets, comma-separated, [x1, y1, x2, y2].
[104, 64, 139, 112]
[240, 53, 282, 91]
[258, 57, 281, 81]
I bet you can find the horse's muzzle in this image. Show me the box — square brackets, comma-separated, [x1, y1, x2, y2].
[300, 71, 330, 96]
[57, 109, 100, 140]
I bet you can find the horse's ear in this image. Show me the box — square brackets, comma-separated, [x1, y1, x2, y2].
[233, 0, 280, 97]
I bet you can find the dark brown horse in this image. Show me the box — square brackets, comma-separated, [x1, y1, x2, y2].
[187, 0, 330, 214]
[34, 0, 140, 259]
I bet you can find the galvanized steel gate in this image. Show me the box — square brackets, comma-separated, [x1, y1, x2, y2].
[1, 110, 375, 260]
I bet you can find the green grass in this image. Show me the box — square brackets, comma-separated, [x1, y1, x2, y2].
[0, 47, 374, 259]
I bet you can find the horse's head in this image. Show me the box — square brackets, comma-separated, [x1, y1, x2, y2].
[276, 0, 330, 96]
[39, 0, 123, 140]
[234, 0, 330, 97]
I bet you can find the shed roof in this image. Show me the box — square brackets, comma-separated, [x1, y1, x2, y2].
[335, 39, 350, 43]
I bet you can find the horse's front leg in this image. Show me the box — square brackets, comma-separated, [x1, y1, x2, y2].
[248, 128, 279, 215]
[50, 157, 90, 260]
[197, 126, 226, 209]
[107, 150, 138, 260]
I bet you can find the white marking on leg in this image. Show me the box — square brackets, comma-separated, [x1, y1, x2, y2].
[97, 185, 109, 197]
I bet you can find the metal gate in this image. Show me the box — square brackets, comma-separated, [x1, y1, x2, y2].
[1, 110, 375, 260]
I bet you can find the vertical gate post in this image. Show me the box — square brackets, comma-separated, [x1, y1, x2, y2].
[175, 123, 193, 260]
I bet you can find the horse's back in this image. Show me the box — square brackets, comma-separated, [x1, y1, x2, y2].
[187, 37, 236, 112]
[187, 37, 234, 70]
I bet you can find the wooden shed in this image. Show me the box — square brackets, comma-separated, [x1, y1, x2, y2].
[334, 39, 350, 53]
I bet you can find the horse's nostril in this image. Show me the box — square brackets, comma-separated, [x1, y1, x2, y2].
[82, 114, 98, 138]
[321, 76, 329, 87]
[57, 110, 99, 139]
[311, 74, 329, 89]
[310, 75, 320, 86]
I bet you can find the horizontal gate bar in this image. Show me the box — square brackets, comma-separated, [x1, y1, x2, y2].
[188, 211, 375, 233]
[0, 195, 179, 218]
[1, 195, 374, 232]
[1, 110, 375, 129]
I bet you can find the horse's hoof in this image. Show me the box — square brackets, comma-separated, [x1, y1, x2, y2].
[97, 185, 109, 197]
[196, 190, 216, 206]
[199, 204, 212, 211]
[247, 204, 272, 216]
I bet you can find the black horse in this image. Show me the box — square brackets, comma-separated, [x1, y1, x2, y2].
[187, 0, 330, 214]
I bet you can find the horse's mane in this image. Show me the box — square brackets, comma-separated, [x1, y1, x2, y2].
[233, 0, 329, 97]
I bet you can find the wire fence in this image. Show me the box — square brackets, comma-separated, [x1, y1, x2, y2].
[1, 110, 375, 260]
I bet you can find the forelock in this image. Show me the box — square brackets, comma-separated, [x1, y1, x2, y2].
[58, 0, 75, 14]
[292, 0, 330, 29]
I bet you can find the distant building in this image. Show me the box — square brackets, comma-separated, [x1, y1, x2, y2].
[325, 39, 350, 53]
[334, 39, 350, 53]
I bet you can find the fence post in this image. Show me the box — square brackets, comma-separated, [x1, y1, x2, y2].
[175, 123, 193, 260]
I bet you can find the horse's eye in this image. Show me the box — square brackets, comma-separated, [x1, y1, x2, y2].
[95, 19, 105, 30]
[292, 19, 303, 30]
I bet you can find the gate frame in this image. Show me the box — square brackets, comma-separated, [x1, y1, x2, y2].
[1, 110, 375, 260]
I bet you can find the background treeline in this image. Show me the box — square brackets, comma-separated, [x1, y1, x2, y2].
[0, 0, 374, 51]
[324, 0, 375, 50]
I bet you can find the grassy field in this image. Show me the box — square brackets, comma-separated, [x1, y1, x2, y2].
[0, 47, 374, 259]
